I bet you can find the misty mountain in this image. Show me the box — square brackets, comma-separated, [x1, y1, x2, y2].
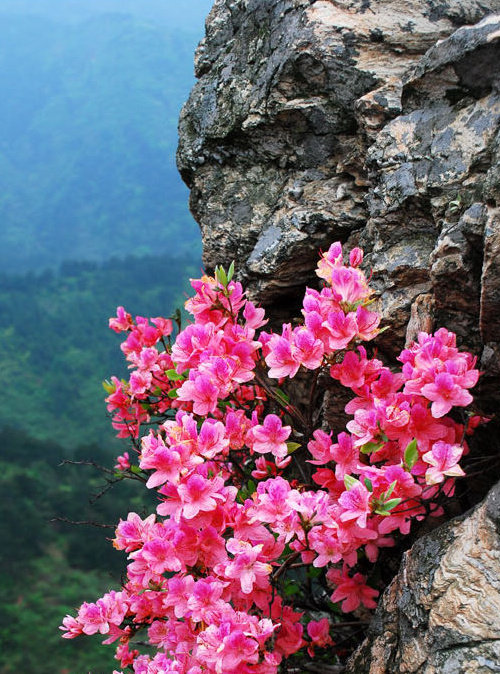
[0, 10, 207, 272]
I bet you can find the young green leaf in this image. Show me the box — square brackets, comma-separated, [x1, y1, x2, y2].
[360, 440, 384, 454]
[384, 480, 398, 500]
[215, 265, 227, 287]
[102, 379, 115, 394]
[166, 369, 185, 381]
[384, 498, 402, 511]
[404, 438, 419, 471]
[287, 442, 302, 454]
[344, 474, 360, 490]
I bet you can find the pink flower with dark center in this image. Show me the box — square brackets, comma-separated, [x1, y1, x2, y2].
[339, 483, 371, 528]
[421, 372, 474, 417]
[422, 441, 465, 485]
[177, 474, 226, 520]
[323, 310, 358, 351]
[251, 414, 291, 459]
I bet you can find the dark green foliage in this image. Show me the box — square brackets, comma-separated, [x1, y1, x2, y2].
[0, 253, 199, 447]
[0, 427, 152, 673]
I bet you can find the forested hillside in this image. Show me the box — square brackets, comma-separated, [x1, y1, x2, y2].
[0, 253, 198, 447]
[0, 427, 155, 673]
[0, 3, 210, 671]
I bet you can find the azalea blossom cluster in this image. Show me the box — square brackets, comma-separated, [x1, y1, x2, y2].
[61, 243, 479, 673]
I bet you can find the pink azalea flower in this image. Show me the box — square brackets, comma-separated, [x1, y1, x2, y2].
[355, 305, 380, 341]
[177, 372, 219, 416]
[330, 432, 358, 480]
[339, 482, 371, 528]
[251, 414, 291, 459]
[292, 326, 324, 370]
[324, 310, 358, 351]
[264, 325, 301, 378]
[223, 540, 272, 594]
[328, 570, 379, 613]
[177, 474, 226, 519]
[330, 266, 371, 305]
[421, 372, 474, 417]
[59, 615, 83, 639]
[307, 428, 333, 465]
[109, 306, 133, 332]
[422, 441, 465, 485]
[113, 512, 156, 552]
[307, 617, 333, 655]
[114, 451, 130, 471]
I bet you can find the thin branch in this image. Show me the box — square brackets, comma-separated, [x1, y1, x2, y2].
[59, 459, 115, 475]
[50, 517, 115, 529]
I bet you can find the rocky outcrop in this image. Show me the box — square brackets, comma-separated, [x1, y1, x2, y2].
[177, 1, 500, 670]
[178, 0, 500, 408]
[345, 480, 500, 674]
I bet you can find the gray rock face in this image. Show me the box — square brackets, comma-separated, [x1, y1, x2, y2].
[345, 481, 500, 673]
[178, 1, 500, 412]
[177, 2, 500, 671]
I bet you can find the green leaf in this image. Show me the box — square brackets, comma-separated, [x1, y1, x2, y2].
[384, 498, 402, 511]
[227, 261, 235, 283]
[364, 477, 373, 492]
[360, 440, 384, 454]
[167, 388, 179, 399]
[130, 465, 143, 475]
[287, 442, 301, 454]
[274, 388, 290, 405]
[283, 580, 301, 597]
[384, 480, 397, 500]
[166, 369, 185, 381]
[374, 497, 402, 516]
[247, 480, 257, 495]
[215, 265, 227, 287]
[344, 474, 360, 490]
[404, 438, 419, 471]
[307, 565, 323, 579]
[102, 379, 115, 394]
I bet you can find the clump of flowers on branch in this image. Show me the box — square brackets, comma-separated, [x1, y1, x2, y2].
[61, 243, 479, 673]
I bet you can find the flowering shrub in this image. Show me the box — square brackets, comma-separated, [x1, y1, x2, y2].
[61, 243, 480, 673]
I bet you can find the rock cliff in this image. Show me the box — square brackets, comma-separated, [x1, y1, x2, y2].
[177, 1, 500, 671]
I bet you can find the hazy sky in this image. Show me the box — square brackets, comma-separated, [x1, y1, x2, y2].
[0, 0, 214, 29]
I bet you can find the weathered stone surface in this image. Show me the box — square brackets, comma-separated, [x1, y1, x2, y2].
[177, 4, 500, 669]
[345, 481, 500, 673]
[178, 2, 500, 392]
